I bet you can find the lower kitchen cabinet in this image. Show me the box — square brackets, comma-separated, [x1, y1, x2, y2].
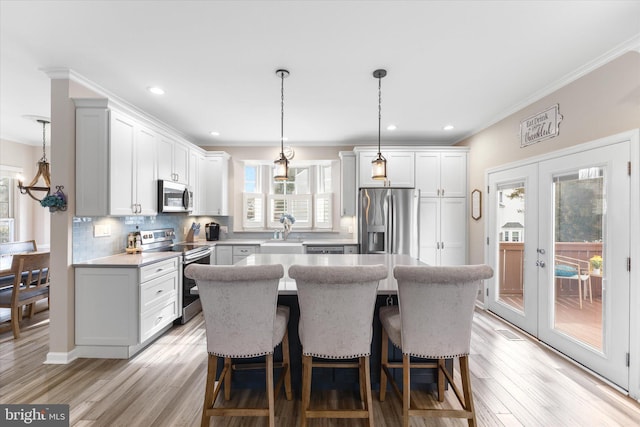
[75, 256, 181, 358]
[215, 245, 233, 265]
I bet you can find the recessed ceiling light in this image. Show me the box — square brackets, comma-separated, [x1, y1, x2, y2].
[209, 131, 220, 136]
[386, 124, 397, 131]
[443, 124, 455, 131]
[147, 86, 165, 95]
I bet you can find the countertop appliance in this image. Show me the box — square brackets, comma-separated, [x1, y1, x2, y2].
[158, 180, 193, 213]
[205, 223, 220, 241]
[139, 228, 212, 324]
[358, 187, 420, 257]
[305, 246, 344, 254]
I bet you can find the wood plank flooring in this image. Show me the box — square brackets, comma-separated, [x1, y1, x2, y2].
[2, 308, 640, 426]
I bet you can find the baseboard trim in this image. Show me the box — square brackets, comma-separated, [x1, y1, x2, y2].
[45, 349, 78, 364]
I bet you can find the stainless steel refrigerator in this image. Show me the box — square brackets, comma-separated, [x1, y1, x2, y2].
[358, 188, 420, 257]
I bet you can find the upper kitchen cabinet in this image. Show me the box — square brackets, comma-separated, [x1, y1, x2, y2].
[200, 152, 230, 216]
[75, 99, 157, 216]
[339, 151, 356, 216]
[188, 149, 204, 215]
[157, 135, 189, 183]
[415, 150, 467, 198]
[357, 150, 415, 188]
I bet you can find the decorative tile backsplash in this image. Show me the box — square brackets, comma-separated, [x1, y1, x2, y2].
[72, 215, 223, 263]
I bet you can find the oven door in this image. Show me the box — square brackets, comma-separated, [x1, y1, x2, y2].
[180, 251, 211, 324]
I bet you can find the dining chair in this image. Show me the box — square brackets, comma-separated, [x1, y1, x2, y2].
[289, 264, 388, 427]
[379, 264, 494, 427]
[0, 252, 50, 339]
[184, 264, 292, 427]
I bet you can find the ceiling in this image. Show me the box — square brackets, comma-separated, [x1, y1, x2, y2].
[1, 1, 639, 148]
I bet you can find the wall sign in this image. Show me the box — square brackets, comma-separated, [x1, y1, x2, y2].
[520, 104, 563, 147]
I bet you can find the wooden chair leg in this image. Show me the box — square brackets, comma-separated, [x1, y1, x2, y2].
[380, 327, 389, 401]
[281, 329, 293, 400]
[301, 355, 312, 427]
[460, 356, 477, 427]
[11, 306, 21, 339]
[363, 356, 375, 427]
[266, 354, 275, 427]
[223, 357, 232, 400]
[201, 354, 217, 427]
[359, 357, 365, 403]
[437, 358, 446, 402]
[403, 354, 410, 427]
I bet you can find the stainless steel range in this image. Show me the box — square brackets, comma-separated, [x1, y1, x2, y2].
[139, 228, 212, 324]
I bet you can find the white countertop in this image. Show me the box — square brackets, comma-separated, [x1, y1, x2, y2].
[199, 253, 424, 295]
[73, 251, 181, 268]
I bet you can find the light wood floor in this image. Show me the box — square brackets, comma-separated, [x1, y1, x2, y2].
[2, 308, 640, 426]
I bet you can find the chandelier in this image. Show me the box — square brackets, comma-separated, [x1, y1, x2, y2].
[18, 119, 51, 202]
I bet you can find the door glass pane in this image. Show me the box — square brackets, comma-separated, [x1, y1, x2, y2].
[552, 167, 604, 350]
[496, 183, 526, 312]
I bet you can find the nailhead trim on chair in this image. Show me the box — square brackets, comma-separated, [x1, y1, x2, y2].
[209, 350, 275, 358]
[302, 351, 371, 359]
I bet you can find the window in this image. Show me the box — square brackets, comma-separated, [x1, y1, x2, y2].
[512, 231, 520, 242]
[0, 173, 17, 242]
[504, 230, 510, 242]
[242, 163, 333, 230]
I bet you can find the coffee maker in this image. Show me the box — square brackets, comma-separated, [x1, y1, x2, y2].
[205, 223, 220, 241]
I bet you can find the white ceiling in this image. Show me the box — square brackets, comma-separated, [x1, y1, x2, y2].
[1, 1, 639, 148]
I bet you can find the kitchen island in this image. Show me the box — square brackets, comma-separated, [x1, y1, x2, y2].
[208, 253, 444, 393]
[235, 253, 422, 294]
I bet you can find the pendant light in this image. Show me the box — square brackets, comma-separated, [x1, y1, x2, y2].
[18, 119, 51, 202]
[371, 69, 387, 180]
[273, 69, 290, 181]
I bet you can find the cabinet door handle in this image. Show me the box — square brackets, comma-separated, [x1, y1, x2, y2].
[441, 241, 445, 249]
[441, 189, 445, 196]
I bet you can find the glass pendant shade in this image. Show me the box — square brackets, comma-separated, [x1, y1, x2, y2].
[273, 154, 289, 181]
[371, 154, 387, 180]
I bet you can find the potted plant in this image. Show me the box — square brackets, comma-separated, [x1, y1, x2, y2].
[590, 255, 603, 274]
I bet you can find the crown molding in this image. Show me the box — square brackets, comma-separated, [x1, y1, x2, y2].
[456, 33, 640, 144]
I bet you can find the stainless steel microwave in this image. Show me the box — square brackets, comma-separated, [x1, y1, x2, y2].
[158, 180, 193, 213]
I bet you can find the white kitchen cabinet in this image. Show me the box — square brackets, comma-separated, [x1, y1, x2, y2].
[189, 150, 204, 215]
[358, 151, 415, 188]
[419, 198, 467, 266]
[201, 152, 230, 216]
[75, 99, 157, 216]
[415, 151, 467, 198]
[233, 245, 258, 264]
[157, 134, 189, 183]
[75, 256, 180, 358]
[339, 151, 357, 216]
[215, 245, 233, 265]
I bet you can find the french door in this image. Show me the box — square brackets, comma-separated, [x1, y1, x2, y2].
[487, 164, 539, 336]
[487, 141, 631, 389]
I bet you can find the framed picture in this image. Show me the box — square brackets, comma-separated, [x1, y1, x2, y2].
[471, 189, 482, 220]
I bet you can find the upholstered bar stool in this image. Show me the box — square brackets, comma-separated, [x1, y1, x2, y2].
[184, 264, 292, 427]
[289, 264, 388, 427]
[379, 264, 494, 427]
